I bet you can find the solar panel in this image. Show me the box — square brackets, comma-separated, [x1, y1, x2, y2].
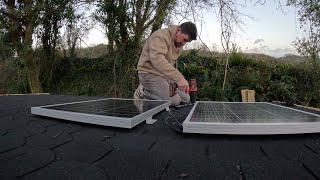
[183, 102, 320, 135]
[31, 98, 170, 128]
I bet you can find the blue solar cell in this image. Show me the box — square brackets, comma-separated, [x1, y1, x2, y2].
[45, 99, 166, 118]
[183, 102, 320, 135]
[190, 102, 320, 123]
[31, 99, 170, 128]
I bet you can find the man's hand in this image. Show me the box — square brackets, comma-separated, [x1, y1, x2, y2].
[169, 82, 178, 97]
[177, 77, 189, 93]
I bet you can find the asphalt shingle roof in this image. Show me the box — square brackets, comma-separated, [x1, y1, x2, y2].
[1, 94, 320, 179]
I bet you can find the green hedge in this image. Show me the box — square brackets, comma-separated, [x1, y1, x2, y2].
[0, 58, 29, 94]
[51, 56, 138, 98]
[1, 50, 319, 107]
[178, 50, 320, 107]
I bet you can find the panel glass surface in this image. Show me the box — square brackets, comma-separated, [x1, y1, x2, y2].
[190, 102, 320, 123]
[45, 99, 166, 118]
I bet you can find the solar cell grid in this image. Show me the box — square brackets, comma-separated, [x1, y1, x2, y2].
[46, 99, 165, 118]
[190, 102, 320, 123]
[31, 98, 170, 129]
[183, 102, 320, 134]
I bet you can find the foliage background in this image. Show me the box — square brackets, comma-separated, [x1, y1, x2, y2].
[1, 0, 319, 108]
[1, 48, 319, 107]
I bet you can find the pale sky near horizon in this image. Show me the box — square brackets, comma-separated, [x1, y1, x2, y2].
[83, 0, 302, 57]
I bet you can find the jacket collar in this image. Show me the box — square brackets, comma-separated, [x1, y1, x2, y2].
[168, 25, 178, 41]
[168, 25, 181, 50]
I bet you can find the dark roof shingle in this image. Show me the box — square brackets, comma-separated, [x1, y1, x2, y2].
[0, 94, 320, 179]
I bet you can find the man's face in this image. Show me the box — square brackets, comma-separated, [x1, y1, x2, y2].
[174, 28, 190, 48]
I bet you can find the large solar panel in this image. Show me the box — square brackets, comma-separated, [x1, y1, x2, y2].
[183, 102, 320, 135]
[31, 98, 170, 128]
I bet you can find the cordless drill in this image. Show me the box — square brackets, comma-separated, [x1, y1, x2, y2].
[188, 79, 197, 103]
[170, 79, 197, 103]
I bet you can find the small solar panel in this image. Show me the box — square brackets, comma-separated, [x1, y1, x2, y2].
[31, 98, 170, 128]
[183, 102, 320, 135]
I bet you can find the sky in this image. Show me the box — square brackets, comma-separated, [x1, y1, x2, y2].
[83, 1, 302, 58]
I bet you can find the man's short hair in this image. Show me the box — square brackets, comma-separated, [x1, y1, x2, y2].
[179, 21, 197, 41]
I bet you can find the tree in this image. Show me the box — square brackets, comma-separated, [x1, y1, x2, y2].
[0, 0, 88, 92]
[287, 0, 320, 60]
[37, 0, 75, 90]
[95, 0, 176, 96]
[95, 0, 176, 54]
[0, 0, 45, 93]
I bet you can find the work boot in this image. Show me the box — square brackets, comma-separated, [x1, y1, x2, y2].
[134, 84, 144, 100]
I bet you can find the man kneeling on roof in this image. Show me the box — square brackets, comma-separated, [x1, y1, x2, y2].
[134, 22, 197, 105]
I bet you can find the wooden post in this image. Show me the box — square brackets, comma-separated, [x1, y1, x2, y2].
[241, 89, 255, 102]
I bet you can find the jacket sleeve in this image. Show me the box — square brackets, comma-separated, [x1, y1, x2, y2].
[148, 34, 184, 82]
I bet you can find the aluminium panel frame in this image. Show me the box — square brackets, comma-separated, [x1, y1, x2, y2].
[183, 101, 320, 135]
[31, 98, 170, 129]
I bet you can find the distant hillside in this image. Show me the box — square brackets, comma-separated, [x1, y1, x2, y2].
[276, 54, 310, 63]
[181, 49, 310, 64]
[64, 44, 310, 64]
[75, 44, 109, 58]
[243, 53, 309, 64]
